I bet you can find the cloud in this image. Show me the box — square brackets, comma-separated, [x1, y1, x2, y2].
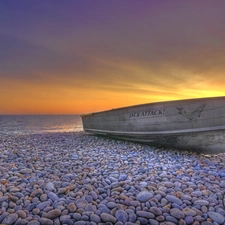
[1, 0, 225, 113]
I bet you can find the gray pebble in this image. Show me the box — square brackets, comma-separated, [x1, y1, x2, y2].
[115, 210, 128, 223]
[194, 200, 209, 206]
[39, 218, 53, 225]
[136, 210, 155, 219]
[100, 213, 117, 223]
[207, 211, 225, 224]
[136, 191, 153, 202]
[47, 192, 59, 201]
[90, 214, 101, 223]
[166, 195, 182, 205]
[184, 215, 194, 224]
[2, 213, 18, 225]
[170, 208, 185, 219]
[45, 209, 61, 219]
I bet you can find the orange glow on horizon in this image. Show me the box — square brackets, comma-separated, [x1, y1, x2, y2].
[1, 62, 225, 115]
[1, 1, 225, 115]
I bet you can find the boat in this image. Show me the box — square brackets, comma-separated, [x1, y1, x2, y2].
[81, 96, 225, 154]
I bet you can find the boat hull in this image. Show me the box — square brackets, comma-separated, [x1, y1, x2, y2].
[82, 97, 225, 154]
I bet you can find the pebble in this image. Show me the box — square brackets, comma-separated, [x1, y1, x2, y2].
[47, 192, 59, 201]
[45, 209, 61, 219]
[185, 215, 194, 224]
[100, 213, 117, 223]
[166, 195, 182, 205]
[182, 208, 197, 216]
[207, 211, 225, 224]
[170, 208, 185, 219]
[136, 211, 155, 219]
[115, 210, 128, 223]
[150, 206, 162, 216]
[39, 218, 53, 225]
[136, 191, 153, 202]
[194, 200, 209, 206]
[2, 213, 18, 224]
[1, 132, 225, 224]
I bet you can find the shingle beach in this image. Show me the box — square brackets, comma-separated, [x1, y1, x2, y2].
[1, 132, 225, 225]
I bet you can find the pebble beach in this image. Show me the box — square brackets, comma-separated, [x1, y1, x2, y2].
[1, 132, 225, 225]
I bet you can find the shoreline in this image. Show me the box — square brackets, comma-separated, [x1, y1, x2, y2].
[0, 132, 225, 225]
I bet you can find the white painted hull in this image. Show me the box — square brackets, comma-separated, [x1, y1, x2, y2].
[81, 97, 225, 154]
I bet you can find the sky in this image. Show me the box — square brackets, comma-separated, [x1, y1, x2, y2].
[1, 0, 225, 115]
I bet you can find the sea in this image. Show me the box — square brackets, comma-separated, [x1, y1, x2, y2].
[0, 115, 83, 136]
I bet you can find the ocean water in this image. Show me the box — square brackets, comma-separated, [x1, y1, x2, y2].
[0, 115, 83, 136]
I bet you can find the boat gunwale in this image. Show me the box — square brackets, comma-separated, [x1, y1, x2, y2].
[81, 96, 225, 117]
[84, 125, 225, 136]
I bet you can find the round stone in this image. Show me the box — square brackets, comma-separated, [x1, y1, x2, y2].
[45, 209, 61, 219]
[182, 208, 197, 216]
[2, 213, 18, 224]
[67, 203, 77, 213]
[136, 191, 153, 202]
[115, 210, 128, 223]
[16, 210, 27, 219]
[39, 218, 54, 225]
[106, 201, 117, 209]
[170, 208, 185, 219]
[166, 195, 182, 205]
[90, 214, 101, 223]
[150, 207, 162, 216]
[47, 192, 59, 201]
[208, 211, 225, 224]
[75, 199, 88, 208]
[185, 215, 194, 224]
[100, 213, 116, 223]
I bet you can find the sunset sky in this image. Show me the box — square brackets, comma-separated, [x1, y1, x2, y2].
[1, 1, 225, 115]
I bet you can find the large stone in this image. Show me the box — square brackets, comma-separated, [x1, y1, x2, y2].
[194, 200, 209, 206]
[27, 220, 40, 225]
[150, 207, 162, 216]
[100, 213, 116, 223]
[20, 168, 32, 174]
[16, 210, 27, 219]
[90, 214, 101, 223]
[39, 218, 54, 225]
[208, 211, 225, 224]
[166, 195, 182, 205]
[31, 189, 43, 197]
[45, 182, 55, 191]
[45, 209, 61, 219]
[130, 200, 140, 207]
[2, 213, 18, 224]
[47, 192, 59, 201]
[149, 219, 159, 225]
[37, 201, 51, 210]
[67, 202, 77, 213]
[136, 191, 153, 202]
[185, 215, 194, 224]
[75, 199, 88, 209]
[115, 210, 128, 223]
[170, 208, 185, 219]
[107, 201, 117, 209]
[182, 208, 197, 216]
[16, 219, 29, 225]
[74, 221, 87, 225]
[136, 211, 155, 219]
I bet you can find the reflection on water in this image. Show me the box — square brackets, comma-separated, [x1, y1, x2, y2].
[0, 115, 83, 136]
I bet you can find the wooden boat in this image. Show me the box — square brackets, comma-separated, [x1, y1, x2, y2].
[81, 96, 225, 154]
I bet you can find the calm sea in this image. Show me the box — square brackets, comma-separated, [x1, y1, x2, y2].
[0, 115, 83, 136]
